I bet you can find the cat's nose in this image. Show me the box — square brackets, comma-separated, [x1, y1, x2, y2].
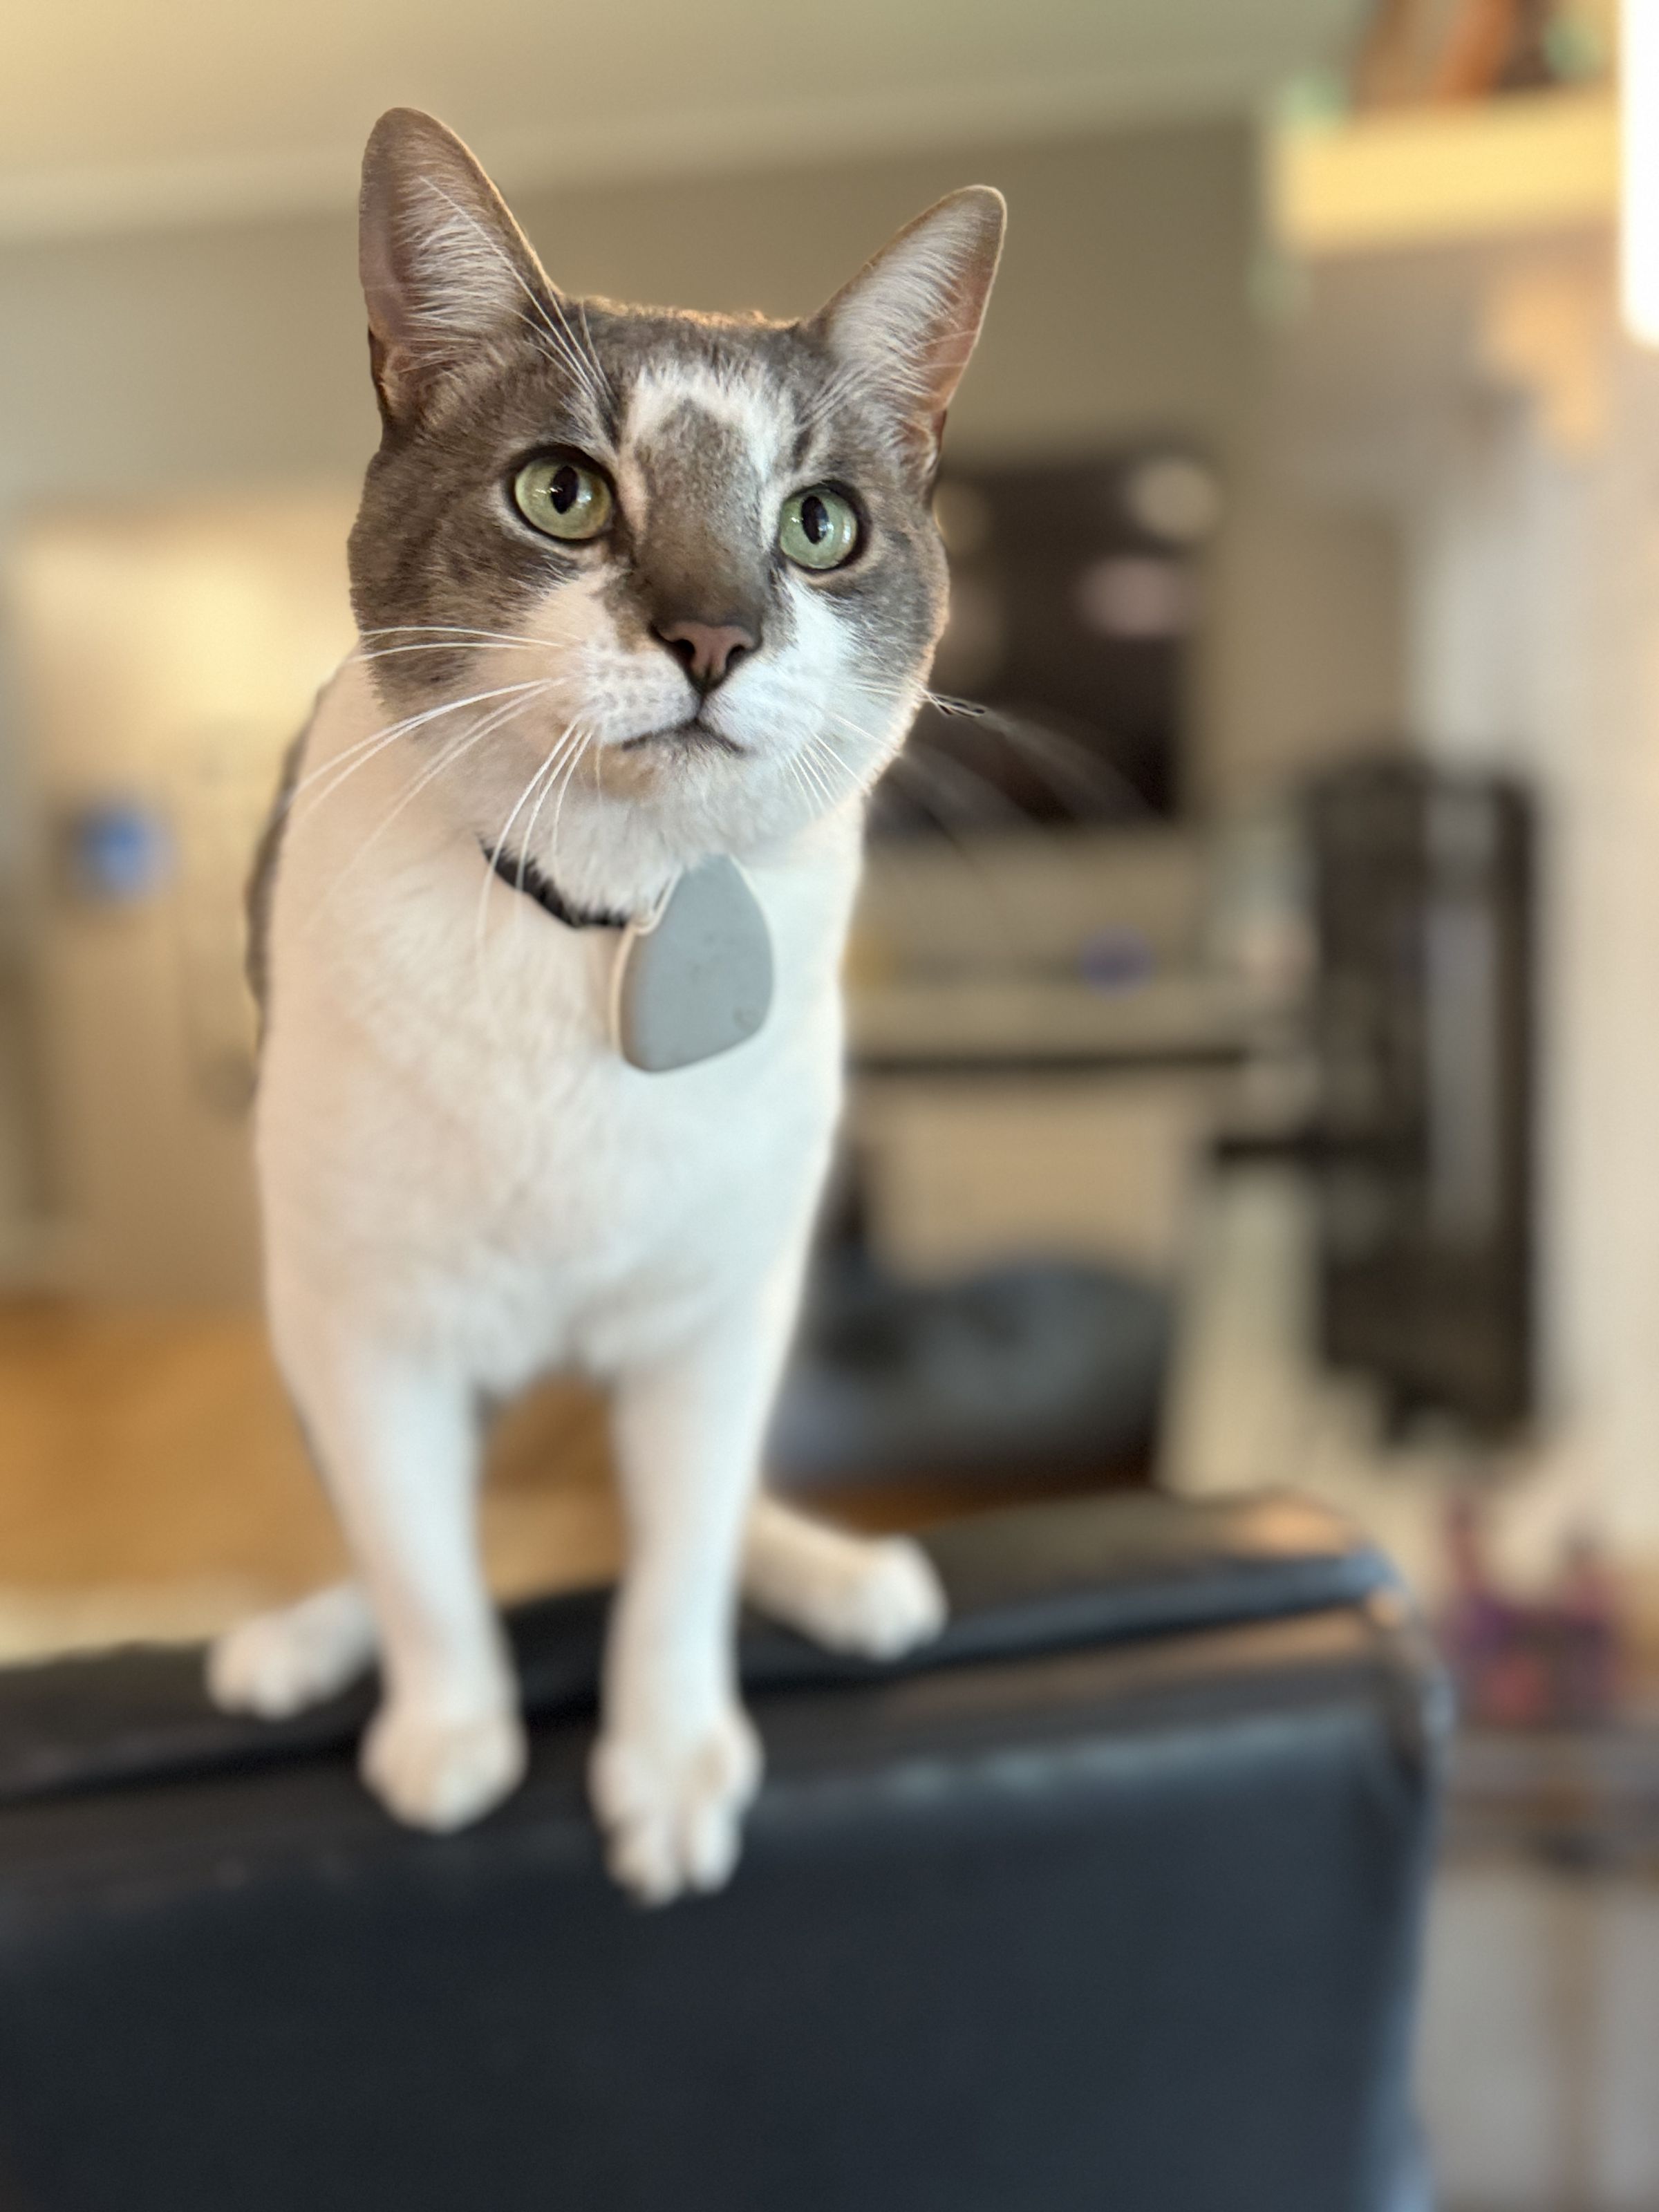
[653, 618, 758, 691]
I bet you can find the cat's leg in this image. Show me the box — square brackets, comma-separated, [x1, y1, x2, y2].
[207, 1494, 947, 1732]
[741, 1495, 946, 1659]
[591, 1266, 814, 1904]
[231, 1318, 522, 1831]
[209, 1581, 376, 1718]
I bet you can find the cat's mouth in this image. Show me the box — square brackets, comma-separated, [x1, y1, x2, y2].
[618, 717, 746, 758]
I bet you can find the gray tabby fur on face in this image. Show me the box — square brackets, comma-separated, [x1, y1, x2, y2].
[341, 109, 1004, 897]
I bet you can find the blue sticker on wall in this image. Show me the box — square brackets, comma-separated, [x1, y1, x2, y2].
[62, 800, 174, 905]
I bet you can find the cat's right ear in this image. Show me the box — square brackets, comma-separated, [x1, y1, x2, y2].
[809, 187, 1006, 469]
[359, 108, 553, 424]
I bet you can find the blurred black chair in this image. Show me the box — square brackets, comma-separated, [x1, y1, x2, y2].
[0, 1490, 1443, 2212]
[771, 1247, 1169, 1490]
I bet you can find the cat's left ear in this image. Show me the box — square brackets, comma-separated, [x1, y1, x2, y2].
[359, 107, 556, 424]
[809, 187, 1006, 466]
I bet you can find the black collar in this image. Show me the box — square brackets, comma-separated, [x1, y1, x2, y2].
[482, 841, 631, 932]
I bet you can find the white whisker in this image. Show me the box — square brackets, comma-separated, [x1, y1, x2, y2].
[350, 641, 532, 662]
[359, 624, 535, 645]
[303, 685, 553, 935]
[289, 680, 550, 825]
[543, 727, 595, 880]
[470, 720, 588, 1031]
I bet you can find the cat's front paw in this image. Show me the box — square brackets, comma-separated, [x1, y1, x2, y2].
[207, 1584, 376, 1719]
[362, 1699, 527, 1832]
[590, 1703, 761, 1905]
[794, 1534, 947, 1660]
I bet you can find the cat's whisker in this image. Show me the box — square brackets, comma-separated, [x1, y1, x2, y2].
[289, 680, 550, 825]
[359, 624, 535, 645]
[287, 686, 533, 820]
[809, 674, 920, 739]
[902, 738, 1028, 827]
[350, 641, 534, 662]
[791, 740, 838, 817]
[306, 685, 554, 936]
[782, 754, 824, 827]
[912, 683, 1152, 818]
[881, 751, 1031, 963]
[845, 672, 1147, 821]
[411, 247, 608, 429]
[840, 671, 927, 724]
[811, 704, 903, 789]
[379, 686, 549, 836]
[545, 290, 614, 415]
[471, 723, 583, 1027]
[543, 726, 597, 880]
[830, 673, 1079, 945]
[281, 722, 415, 812]
[574, 301, 612, 405]
[520, 317, 610, 416]
[489, 725, 599, 1170]
[482, 717, 579, 888]
[798, 727, 841, 784]
[514, 723, 585, 897]
[802, 720, 858, 785]
[533, 304, 611, 419]
[471, 718, 590, 1030]
[950, 706, 1150, 819]
[472, 761, 554, 1036]
[517, 721, 592, 955]
[814, 700, 887, 749]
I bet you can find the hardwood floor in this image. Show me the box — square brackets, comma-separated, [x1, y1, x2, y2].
[0, 1295, 1123, 1661]
[0, 1299, 622, 1652]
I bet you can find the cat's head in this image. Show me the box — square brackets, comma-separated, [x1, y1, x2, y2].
[347, 109, 1003, 903]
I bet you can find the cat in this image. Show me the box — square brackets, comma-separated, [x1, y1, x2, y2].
[207, 106, 1004, 1903]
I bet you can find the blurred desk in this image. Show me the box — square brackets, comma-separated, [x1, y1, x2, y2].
[844, 970, 1297, 1284]
[849, 971, 1293, 1077]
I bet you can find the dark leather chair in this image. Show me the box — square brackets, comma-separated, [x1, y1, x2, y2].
[0, 1490, 1445, 2212]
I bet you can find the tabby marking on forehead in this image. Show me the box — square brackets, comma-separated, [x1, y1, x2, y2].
[623, 364, 793, 486]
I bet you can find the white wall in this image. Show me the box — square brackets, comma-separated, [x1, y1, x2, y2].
[1404, 321, 1659, 1559]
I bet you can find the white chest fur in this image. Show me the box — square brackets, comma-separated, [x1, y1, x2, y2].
[256, 662, 861, 1390]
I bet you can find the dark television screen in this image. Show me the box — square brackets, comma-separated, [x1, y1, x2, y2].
[871, 448, 1215, 835]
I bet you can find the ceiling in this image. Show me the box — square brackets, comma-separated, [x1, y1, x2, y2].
[1, 0, 1363, 238]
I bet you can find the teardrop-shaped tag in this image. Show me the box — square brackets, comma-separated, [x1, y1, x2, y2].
[610, 856, 774, 1072]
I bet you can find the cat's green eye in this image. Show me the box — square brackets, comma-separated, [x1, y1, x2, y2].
[513, 455, 613, 541]
[778, 486, 860, 572]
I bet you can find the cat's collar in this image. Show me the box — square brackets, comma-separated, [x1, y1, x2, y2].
[481, 840, 632, 931]
[481, 837, 774, 1074]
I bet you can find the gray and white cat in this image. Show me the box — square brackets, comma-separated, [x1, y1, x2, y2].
[207, 108, 1004, 1902]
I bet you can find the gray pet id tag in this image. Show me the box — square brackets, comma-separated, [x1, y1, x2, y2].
[610, 856, 774, 1073]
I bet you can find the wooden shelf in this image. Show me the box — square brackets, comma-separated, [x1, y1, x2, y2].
[1268, 87, 1618, 256]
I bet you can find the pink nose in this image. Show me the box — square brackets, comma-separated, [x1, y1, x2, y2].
[654, 619, 757, 689]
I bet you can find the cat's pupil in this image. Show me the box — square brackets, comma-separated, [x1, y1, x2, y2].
[801, 494, 829, 544]
[551, 465, 579, 514]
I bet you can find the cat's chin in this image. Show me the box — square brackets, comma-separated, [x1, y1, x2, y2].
[617, 718, 747, 759]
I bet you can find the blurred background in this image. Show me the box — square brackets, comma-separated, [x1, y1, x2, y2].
[1, 0, 1657, 2202]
